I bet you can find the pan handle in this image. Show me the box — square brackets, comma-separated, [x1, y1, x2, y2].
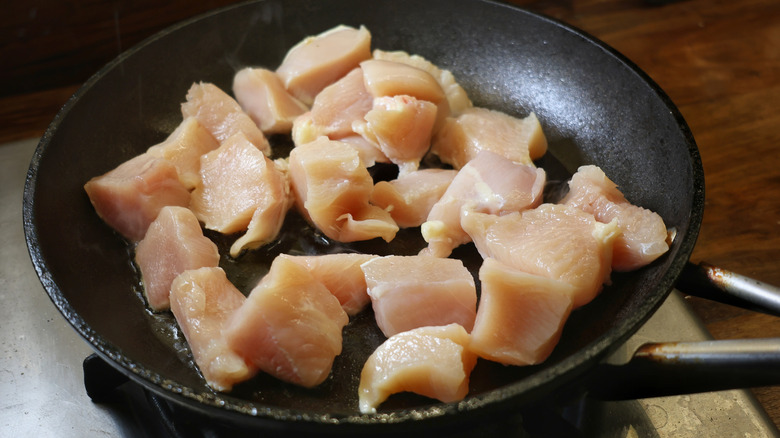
[676, 261, 780, 317]
[585, 338, 780, 400]
[584, 263, 780, 400]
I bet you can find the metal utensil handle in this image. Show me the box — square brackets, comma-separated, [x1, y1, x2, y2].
[585, 265, 780, 400]
[587, 338, 780, 400]
[677, 261, 780, 316]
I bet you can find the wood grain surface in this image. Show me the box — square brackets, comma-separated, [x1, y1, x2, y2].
[3, 0, 779, 430]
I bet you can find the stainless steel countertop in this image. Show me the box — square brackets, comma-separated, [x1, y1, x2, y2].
[1, 138, 127, 437]
[3, 137, 778, 437]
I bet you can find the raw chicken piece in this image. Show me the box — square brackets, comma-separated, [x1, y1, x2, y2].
[562, 165, 670, 271]
[360, 255, 477, 337]
[288, 136, 398, 243]
[146, 117, 220, 190]
[337, 135, 389, 167]
[360, 59, 446, 106]
[84, 153, 191, 242]
[291, 111, 319, 146]
[369, 168, 457, 228]
[135, 206, 220, 311]
[181, 82, 271, 156]
[309, 67, 374, 140]
[372, 49, 472, 116]
[462, 204, 620, 308]
[431, 107, 547, 169]
[224, 256, 349, 388]
[190, 132, 290, 248]
[229, 159, 292, 257]
[360, 59, 450, 130]
[169, 267, 257, 391]
[421, 150, 546, 257]
[232, 67, 308, 134]
[292, 110, 389, 167]
[354, 95, 437, 175]
[470, 258, 574, 366]
[276, 25, 372, 106]
[284, 253, 378, 316]
[358, 324, 476, 414]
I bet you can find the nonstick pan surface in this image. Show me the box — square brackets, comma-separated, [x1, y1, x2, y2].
[23, 0, 703, 433]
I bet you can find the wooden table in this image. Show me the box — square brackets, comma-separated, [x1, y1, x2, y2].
[3, 0, 779, 430]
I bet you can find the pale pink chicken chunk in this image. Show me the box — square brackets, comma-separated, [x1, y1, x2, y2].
[372, 49, 473, 116]
[307, 67, 374, 140]
[224, 256, 349, 388]
[462, 204, 620, 308]
[358, 324, 476, 414]
[421, 150, 546, 257]
[84, 153, 191, 241]
[360, 255, 477, 337]
[276, 25, 372, 106]
[354, 95, 437, 175]
[335, 135, 389, 167]
[169, 267, 257, 391]
[284, 253, 378, 316]
[134, 206, 220, 311]
[291, 111, 319, 146]
[146, 117, 219, 190]
[229, 159, 292, 258]
[470, 258, 574, 366]
[360, 59, 450, 130]
[190, 132, 291, 253]
[232, 67, 308, 134]
[181, 82, 271, 155]
[431, 107, 547, 169]
[288, 136, 398, 243]
[562, 165, 670, 271]
[294, 123, 389, 166]
[369, 168, 457, 228]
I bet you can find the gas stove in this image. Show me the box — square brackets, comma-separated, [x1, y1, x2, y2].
[3, 137, 778, 437]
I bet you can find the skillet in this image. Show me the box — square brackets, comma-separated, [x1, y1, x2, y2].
[23, 0, 708, 433]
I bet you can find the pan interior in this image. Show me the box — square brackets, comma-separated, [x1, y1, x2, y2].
[23, 0, 702, 429]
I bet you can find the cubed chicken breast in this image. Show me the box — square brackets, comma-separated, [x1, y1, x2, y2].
[169, 267, 257, 392]
[181, 82, 271, 156]
[232, 67, 308, 135]
[431, 107, 547, 169]
[284, 253, 378, 316]
[562, 165, 670, 271]
[229, 158, 292, 258]
[358, 324, 476, 414]
[354, 94, 437, 175]
[309, 67, 374, 140]
[146, 117, 220, 190]
[134, 206, 220, 311]
[372, 49, 473, 116]
[360, 59, 450, 130]
[369, 168, 457, 228]
[288, 136, 398, 243]
[421, 150, 546, 257]
[470, 258, 574, 366]
[84, 153, 191, 242]
[224, 256, 349, 388]
[292, 109, 389, 167]
[462, 204, 620, 308]
[190, 132, 289, 244]
[276, 25, 372, 106]
[360, 255, 477, 337]
[336, 135, 389, 167]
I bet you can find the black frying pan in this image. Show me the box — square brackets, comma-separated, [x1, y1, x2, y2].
[23, 0, 709, 434]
